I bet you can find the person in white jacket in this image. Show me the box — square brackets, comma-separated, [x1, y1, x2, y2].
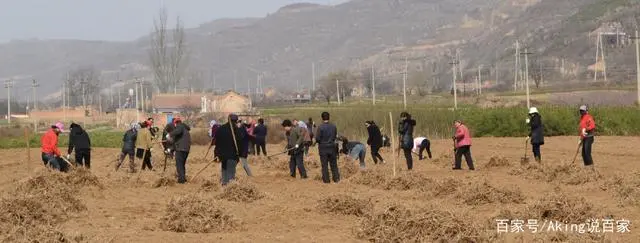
[412, 137, 432, 160]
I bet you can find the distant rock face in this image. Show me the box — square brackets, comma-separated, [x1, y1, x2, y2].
[277, 3, 324, 13]
[2, 0, 639, 99]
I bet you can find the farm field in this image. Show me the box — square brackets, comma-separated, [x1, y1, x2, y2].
[1, 136, 639, 242]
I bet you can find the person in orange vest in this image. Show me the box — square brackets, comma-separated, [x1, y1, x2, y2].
[578, 105, 596, 167]
[41, 122, 68, 172]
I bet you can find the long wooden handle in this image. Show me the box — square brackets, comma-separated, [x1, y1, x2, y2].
[230, 123, 239, 156]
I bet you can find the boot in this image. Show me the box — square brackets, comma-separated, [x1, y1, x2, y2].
[535, 156, 541, 163]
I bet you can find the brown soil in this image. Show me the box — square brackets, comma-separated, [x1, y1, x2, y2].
[0, 136, 637, 242]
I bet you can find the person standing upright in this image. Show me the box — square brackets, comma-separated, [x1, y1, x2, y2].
[283, 119, 307, 179]
[453, 120, 475, 170]
[306, 117, 316, 146]
[526, 107, 544, 163]
[365, 121, 384, 164]
[578, 105, 596, 168]
[398, 112, 416, 170]
[68, 123, 92, 168]
[162, 118, 176, 158]
[316, 112, 340, 183]
[136, 121, 154, 171]
[169, 117, 191, 184]
[236, 119, 253, 177]
[253, 118, 268, 156]
[214, 114, 243, 186]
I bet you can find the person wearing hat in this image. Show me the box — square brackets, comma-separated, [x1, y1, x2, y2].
[169, 116, 192, 184]
[214, 114, 244, 185]
[283, 119, 307, 179]
[316, 112, 340, 183]
[453, 119, 475, 170]
[116, 122, 139, 172]
[365, 121, 385, 164]
[68, 122, 92, 168]
[526, 107, 544, 162]
[578, 105, 596, 167]
[41, 122, 68, 172]
[136, 121, 154, 171]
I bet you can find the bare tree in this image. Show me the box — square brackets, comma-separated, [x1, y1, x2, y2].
[68, 67, 100, 107]
[529, 58, 543, 88]
[149, 7, 188, 93]
[315, 70, 350, 105]
[409, 71, 429, 96]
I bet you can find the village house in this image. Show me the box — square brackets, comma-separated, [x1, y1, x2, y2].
[151, 90, 251, 114]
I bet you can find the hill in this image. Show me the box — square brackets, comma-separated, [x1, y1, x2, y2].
[0, 0, 638, 101]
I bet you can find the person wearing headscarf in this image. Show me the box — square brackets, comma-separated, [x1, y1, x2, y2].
[41, 122, 68, 172]
[116, 122, 139, 172]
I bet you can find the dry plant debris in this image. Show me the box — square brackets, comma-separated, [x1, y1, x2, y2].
[355, 203, 486, 242]
[159, 194, 242, 233]
[456, 181, 525, 205]
[486, 155, 511, 168]
[217, 182, 264, 203]
[317, 194, 372, 217]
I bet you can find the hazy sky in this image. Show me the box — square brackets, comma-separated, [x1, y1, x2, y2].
[0, 0, 348, 43]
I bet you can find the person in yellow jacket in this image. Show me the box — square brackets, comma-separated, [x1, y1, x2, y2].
[135, 121, 154, 171]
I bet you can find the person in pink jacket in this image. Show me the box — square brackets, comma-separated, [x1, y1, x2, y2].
[452, 120, 475, 170]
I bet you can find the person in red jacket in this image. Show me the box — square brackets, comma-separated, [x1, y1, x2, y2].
[41, 122, 68, 172]
[453, 120, 475, 170]
[578, 105, 596, 167]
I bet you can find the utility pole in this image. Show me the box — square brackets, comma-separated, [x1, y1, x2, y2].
[449, 59, 459, 110]
[135, 78, 140, 121]
[336, 79, 340, 105]
[63, 74, 67, 122]
[81, 80, 87, 127]
[403, 56, 408, 110]
[633, 30, 640, 106]
[312, 62, 316, 91]
[521, 48, 533, 109]
[371, 65, 376, 106]
[233, 70, 237, 91]
[117, 80, 122, 109]
[514, 40, 520, 92]
[477, 65, 482, 95]
[594, 33, 607, 82]
[4, 80, 13, 123]
[31, 79, 39, 110]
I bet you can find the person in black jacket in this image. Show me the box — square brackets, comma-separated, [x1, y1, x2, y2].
[68, 122, 92, 168]
[116, 122, 138, 172]
[365, 121, 384, 164]
[339, 137, 367, 169]
[169, 117, 191, 184]
[253, 118, 268, 156]
[398, 112, 416, 170]
[527, 107, 544, 163]
[214, 114, 244, 186]
[316, 112, 339, 183]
